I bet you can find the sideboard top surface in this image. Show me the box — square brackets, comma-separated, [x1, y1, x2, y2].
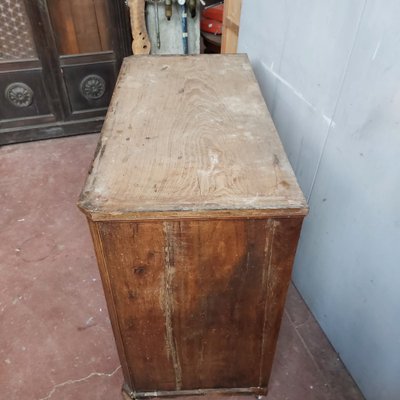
[79, 54, 307, 221]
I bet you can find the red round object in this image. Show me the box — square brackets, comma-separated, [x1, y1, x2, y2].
[201, 17, 223, 35]
[202, 4, 224, 22]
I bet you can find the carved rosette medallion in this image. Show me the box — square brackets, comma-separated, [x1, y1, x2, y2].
[5, 82, 34, 108]
[80, 74, 106, 100]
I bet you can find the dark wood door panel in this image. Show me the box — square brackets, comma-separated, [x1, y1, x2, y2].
[62, 61, 117, 114]
[0, 0, 131, 145]
[0, 69, 53, 122]
[48, 0, 113, 55]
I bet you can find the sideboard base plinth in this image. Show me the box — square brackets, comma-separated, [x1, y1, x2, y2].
[122, 383, 268, 399]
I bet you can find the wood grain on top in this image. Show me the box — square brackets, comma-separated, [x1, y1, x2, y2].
[79, 54, 307, 221]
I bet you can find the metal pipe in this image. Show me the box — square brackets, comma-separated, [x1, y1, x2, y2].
[178, 0, 188, 54]
[154, 0, 161, 48]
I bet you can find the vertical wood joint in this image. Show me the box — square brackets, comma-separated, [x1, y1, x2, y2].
[259, 219, 277, 386]
[163, 222, 183, 390]
[89, 221, 136, 391]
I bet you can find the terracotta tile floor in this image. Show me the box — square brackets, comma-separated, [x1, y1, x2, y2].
[0, 135, 364, 400]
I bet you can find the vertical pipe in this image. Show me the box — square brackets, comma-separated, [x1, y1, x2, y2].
[179, 1, 188, 54]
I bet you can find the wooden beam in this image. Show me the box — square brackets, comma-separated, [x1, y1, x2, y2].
[221, 0, 242, 53]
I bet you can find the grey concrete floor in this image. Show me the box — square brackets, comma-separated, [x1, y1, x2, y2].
[0, 134, 364, 400]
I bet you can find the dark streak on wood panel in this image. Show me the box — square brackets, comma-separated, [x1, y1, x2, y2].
[163, 222, 183, 390]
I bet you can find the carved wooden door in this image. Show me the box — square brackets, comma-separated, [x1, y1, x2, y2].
[0, 0, 132, 145]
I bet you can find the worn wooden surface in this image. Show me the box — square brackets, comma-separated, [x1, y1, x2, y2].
[90, 217, 303, 394]
[78, 54, 307, 221]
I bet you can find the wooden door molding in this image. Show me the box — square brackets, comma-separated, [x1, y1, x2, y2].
[24, 0, 70, 120]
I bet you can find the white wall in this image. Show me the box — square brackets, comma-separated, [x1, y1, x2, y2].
[238, 1, 400, 399]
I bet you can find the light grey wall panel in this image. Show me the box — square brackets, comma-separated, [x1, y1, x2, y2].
[239, 0, 400, 399]
[238, 1, 290, 107]
[239, 0, 365, 197]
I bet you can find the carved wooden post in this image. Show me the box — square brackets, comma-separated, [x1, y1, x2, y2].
[128, 0, 151, 54]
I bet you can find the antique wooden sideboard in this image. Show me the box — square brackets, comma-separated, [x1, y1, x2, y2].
[78, 54, 308, 399]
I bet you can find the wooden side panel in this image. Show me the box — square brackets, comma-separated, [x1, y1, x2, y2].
[93, 217, 303, 393]
[167, 219, 273, 389]
[259, 218, 304, 386]
[87, 220, 133, 389]
[98, 222, 177, 391]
